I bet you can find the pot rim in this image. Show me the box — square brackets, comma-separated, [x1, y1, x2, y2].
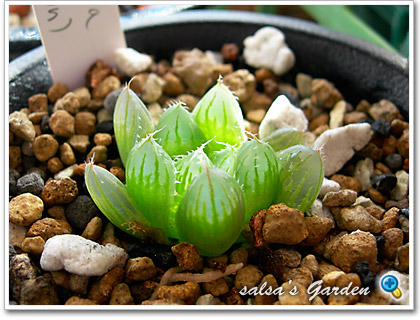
[9, 9, 408, 81]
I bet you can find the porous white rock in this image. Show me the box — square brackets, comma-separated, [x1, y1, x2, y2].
[318, 178, 341, 198]
[115, 47, 153, 77]
[258, 95, 308, 139]
[40, 234, 128, 276]
[354, 158, 374, 191]
[312, 123, 372, 177]
[243, 26, 295, 76]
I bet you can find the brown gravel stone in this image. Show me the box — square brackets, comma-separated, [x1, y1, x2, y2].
[48, 82, 69, 103]
[59, 92, 81, 114]
[330, 174, 363, 193]
[311, 79, 343, 109]
[88, 267, 125, 304]
[222, 287, 244, 305]
[336, 206, 382, 233]
[9, 253, 38, 302]
[75, 111, 96, 136]
[86, 145, 108, 163]
[368, 188, 388, 204]
[283, 266, 314, 288]
[235, 265, 264, 291]
[207, 255, 228, 271]
[110, 283, 134, 305]
[229, 247, 248, 267]
[242, 92, 272, 113]
[369, 99, 402, 122]
[391, 119, 409, 137]
[381, 207, 399, 231]
[28, 111, 48, 125]
[343, 111, 367, 125]
[397, 128, 409, 159]
[254, 274, 279, 305]
[309, 113, 329, 131]
[69, 274, 90, 294]
[125, 257, 157, 282]
[171, 242, 201, 271]
[49, 110, 75, 138]
[92, 75, 121, 99]
[93, 133, 112, 146]
[360, 290, 392, 305]
[9, 222, 27, 249]
[221, 43, 239, 62]
[73, 86, 91, 108]
[246, 108, 266, 124]
[357, 143, 384, 162]
[19, 276, 59, 305]
[9, 146, 22, 170]
[224, 69, 256, 103]
[81, 216, 103, 241]
[300, 254, 319, 277]
[296, 73, 313, 98]
[380, 228, 404, 260]
[262, 204, 309, 245]
[32, 134, 59, 162]
[202, 267, 229, 297]
[365, 205, 385, 220]
[329, 231, 378, 272]
[9, 111, 36, 142]
[68, 135, 90, 153]
[395, 243, 409, 272]
[157, 281, 200, 305]
[211, 64, 234, 81]
[278, 282, 310, 305]
[40, 178, 78, 206]
[47, 205, 67, 221]
[9, 193, 44, 226]
[28, 93, 48, 113]
[301, 216, 333, 246]
[65, 296, 98, 305]
[316, 260, 343, 279]
[27, 217, 72, 240]
[322, 189, 358, 207]
[59, 142, 76, 166]
[163, 72, 185, 96]
[327, 273, 362, 305]
[21, 236, 45, 255]
[275, 248, 301, 268]
[109, 166, 125, 182]
[47, 157, 64, 174]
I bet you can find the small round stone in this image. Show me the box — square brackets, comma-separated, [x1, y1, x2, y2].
[75, 112, 96, 136]
[370, 174, 397, 194]
[33, 134, 59, 162]
[96, 121, 113, 134]
[9, 169, 20, 196]
[93, 133, 112, 146]
[384, 153, 403, 170]
[103, 88, 123, 114]
[49, 110, 75, 138]
[16, 172, 44, 195]
[65, 195, 100, 230]
[47, 157, 64, 174]
[48, 82, 69, 103]
[9, 193, 44, 226]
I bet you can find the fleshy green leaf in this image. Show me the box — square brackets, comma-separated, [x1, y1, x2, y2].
[263, 127, 305, 152]
[276, 145, 324, 212]
[114, 84, 154, 167]
[211, 144, 238, 176]
[154, 102, 206, 158]
[125, 135, 176, 237]
[175, 168, 245, 257]
[193, 77, 246, 152]
[84, 162, 169, 244]
[234, 139, 279, 222]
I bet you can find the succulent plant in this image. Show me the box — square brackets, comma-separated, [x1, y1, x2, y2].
[85, 76, 324, 256]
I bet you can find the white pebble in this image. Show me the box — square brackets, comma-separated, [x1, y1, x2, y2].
[259, 95, 308, 139]
[243, 26, 295, 76]
[329, 101, 346, 129]
[354, 158, 374, 191]
[312, 123, 372, 177]
[40, 234, 128, 276]
[318, 177, 341, 198]
[391, 170, 409, 201]
[307, 199, 336, 227]
[114, 47, 153, 77]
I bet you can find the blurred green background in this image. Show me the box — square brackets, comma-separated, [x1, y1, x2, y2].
[208, 4, 409, 58]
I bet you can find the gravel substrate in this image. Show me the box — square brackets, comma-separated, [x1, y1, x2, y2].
[8, 43, 409, 306]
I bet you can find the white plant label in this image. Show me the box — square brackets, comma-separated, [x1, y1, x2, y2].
[33, 5, 126, 89]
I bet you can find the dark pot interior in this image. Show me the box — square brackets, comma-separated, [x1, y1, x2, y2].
[9, 10, 409, 119]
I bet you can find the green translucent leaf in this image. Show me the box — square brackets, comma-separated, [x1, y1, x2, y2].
[114, 85, 154, 167]
[276, 145, 324, 212]
[125, 135, 176, 237]
[263, 127, 305, 152]
[193, 77, 246, 152]
[84, 163, 169, 244]
[210, 144, 238, 176]
[234, 139, 279, 222]
[175, 168, 245, 257]
[154, 102, 206, 158]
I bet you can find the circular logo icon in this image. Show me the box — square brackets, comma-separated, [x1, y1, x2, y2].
[381, 275, 399, 293]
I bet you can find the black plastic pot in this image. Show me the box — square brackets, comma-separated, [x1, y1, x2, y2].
[9, 10, 409, 119]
